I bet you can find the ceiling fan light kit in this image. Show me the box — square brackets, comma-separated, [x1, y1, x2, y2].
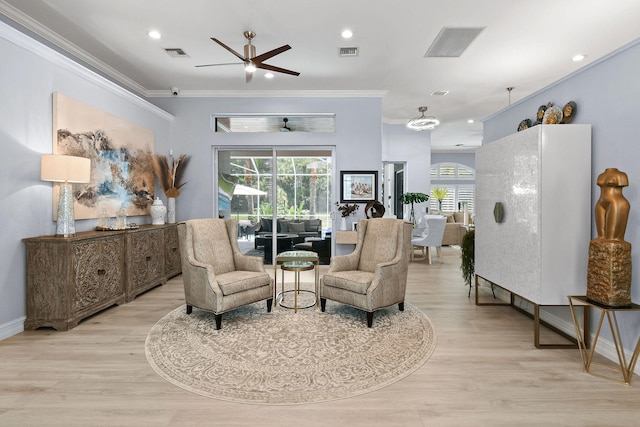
[197, 30, 300, 83]
[406, 106, 440, 131]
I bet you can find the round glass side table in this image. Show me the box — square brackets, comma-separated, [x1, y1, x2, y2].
[279, 261, 316, 312]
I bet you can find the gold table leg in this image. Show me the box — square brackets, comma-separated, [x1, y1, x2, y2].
[569, 296, 640, 385]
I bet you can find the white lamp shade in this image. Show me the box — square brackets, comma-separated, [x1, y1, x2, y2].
[41, 154, 91, 183]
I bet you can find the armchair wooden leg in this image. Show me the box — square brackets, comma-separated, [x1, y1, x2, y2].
[186, 304, 192, 315]
[320, 298, 327, 312]
[214, 314, 222, 330]
[399, 302, 404, 311]
[266, 298, 273, 312]
[366, 311, 374, 328]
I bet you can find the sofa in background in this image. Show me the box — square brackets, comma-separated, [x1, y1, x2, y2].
[441, 211, 473, 246]
[254, 218, 322, 248]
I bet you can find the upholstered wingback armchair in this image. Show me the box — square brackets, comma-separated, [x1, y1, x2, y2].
[177, 219, 273, 329]
[320, 218, 412, 327]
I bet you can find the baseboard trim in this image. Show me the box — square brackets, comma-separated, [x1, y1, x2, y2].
[0, 316, 25, 341]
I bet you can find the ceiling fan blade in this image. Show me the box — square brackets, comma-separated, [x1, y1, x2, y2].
[195, 62, 243, 68]
[256, 62, 300, 76]
[211, 38, 246, 61]
[251, 44, 291, 63]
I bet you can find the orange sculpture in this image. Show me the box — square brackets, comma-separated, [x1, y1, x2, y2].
[595, 168, 630, 241]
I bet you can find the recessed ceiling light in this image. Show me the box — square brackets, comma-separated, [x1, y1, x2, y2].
[572, 54, 586, 62]
[264, 72, 274, 79]
[148, 30, 162, 39]
[468, 119, 475, 124]
[341, 29, 353, 39]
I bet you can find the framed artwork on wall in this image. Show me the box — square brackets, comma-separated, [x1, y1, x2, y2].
[52, 92, 155, 219]
[340, 170, 378, 203]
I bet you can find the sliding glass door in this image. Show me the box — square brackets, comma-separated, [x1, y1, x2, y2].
[215, 147, 333, 265]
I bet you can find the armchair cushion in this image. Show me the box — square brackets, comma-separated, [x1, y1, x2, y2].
[306, 219, 321, 232]
[322, 270, 374, 295]
[260, 217, 273, 232]
[288, 222, 306, 233]
[217, 270, 273, 295]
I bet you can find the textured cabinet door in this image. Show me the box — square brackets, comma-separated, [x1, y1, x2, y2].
[24, 232, 125, 331]
[164, 225, 181, 278]
[125, 227, 165, 301]
[73, 237, 124, 314]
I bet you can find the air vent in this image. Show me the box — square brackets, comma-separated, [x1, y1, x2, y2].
[431, 90, 450, 96]
[339, 47, 359, 57]
[425, 27, 485, 58]
[164, 48, 189, 58]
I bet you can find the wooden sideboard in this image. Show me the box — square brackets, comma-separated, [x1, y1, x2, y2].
[23, 224, 181, 331]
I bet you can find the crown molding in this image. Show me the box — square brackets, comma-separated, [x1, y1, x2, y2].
[146, 89, 388, 98]
[0, 1, 149, 97]
[0, 11, 173, 121]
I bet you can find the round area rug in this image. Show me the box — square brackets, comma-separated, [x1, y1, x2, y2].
[145, 300, 436, 405]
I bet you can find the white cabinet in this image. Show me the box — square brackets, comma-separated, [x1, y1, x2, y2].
[475, 125, 591, 305]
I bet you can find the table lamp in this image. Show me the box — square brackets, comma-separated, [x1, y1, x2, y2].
[41, 154, 91, 237]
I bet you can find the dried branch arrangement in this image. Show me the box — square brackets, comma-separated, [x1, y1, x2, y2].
[153, 154, 191, 198]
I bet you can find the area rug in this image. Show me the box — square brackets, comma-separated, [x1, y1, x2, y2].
[145, 299, 436, 405]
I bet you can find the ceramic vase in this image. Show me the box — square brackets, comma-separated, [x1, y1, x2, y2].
[340, 217, 347, 231]
[167, 197, 176, 223]
[150, 197, 167, 225]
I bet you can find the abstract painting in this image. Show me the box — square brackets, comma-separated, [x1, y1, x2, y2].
[52, 93, 155, 219]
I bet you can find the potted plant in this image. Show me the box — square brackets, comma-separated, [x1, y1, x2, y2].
[460, 228, 474, 297]
[432, 187, 448, 211]
[399, 192, 429, 225]
[336, 202, 359, 230]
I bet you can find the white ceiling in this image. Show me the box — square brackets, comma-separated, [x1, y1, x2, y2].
[2, 0, 640, 151]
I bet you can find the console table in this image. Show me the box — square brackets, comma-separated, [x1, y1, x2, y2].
[23, 224, 181, 330]
[569, 296, 640, 385]
[335, 230, 357, 244]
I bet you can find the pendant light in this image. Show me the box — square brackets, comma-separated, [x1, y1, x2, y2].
[406, 106, 440, 131]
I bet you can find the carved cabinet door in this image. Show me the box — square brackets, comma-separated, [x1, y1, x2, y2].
[73, 236, 124, 313]
[164, 225, 181, 278]
[129, 229, 165, 294]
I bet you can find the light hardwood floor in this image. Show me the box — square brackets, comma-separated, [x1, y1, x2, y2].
[1, 247, 639, 426]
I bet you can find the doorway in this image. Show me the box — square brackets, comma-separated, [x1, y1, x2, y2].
[215, 147, 334, 264]
[382, 161, 406, 219]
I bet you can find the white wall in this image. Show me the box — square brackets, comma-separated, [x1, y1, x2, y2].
[432, 152, 475, 171]
[382, 124, 431, 219]
[149, 96, 383, 256]
[483, 38, 640, 361]
[0, 21, 172, 338]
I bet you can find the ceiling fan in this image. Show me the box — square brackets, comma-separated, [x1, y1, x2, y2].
[280, 118, 292, 132]
[196, 31, 300, 83]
